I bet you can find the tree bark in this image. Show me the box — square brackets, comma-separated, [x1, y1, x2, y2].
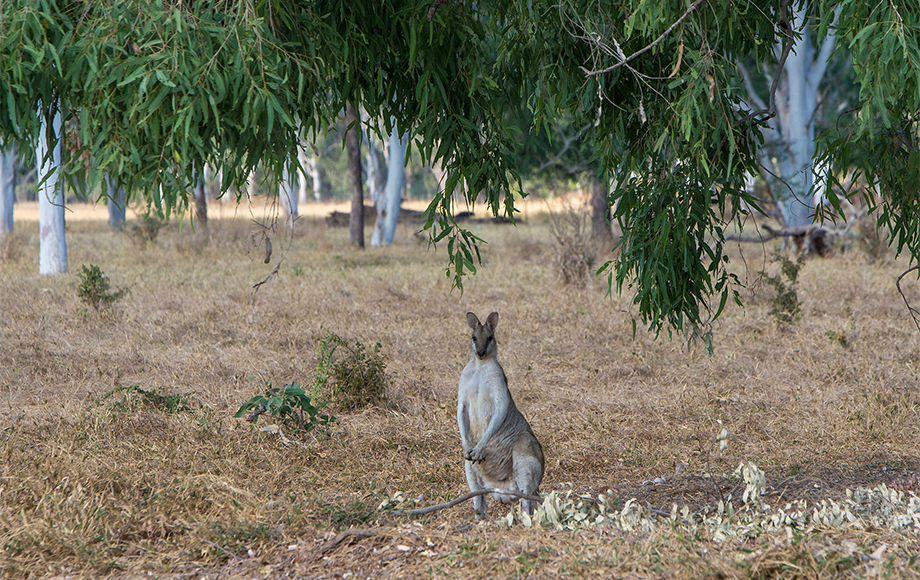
[371, 127, 408, 246]
[279, 161, 298, 228]
[749, 6, 836, 229]
[105, 174, 126, 231]
[345, 102, 365, 248]
[194, 172, 208, 228]
[38, 103, 67, 274]
[589, 178, 614, 249]
[296, 136, 311, 205]
[0, 141, 15, 235]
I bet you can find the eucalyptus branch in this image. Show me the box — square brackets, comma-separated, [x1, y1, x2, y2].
[535, 124, 590, 173]
[741, 0, 793, 124]
[896, 265, 920, 336]
[580, 0, 705, 77]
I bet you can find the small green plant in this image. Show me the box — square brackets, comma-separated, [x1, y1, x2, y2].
[761, 253, 802, 325]
[314, 332, 389, 410]
[93, 384, 194, 413]
[234, 382, 334, 433]
[77, 264, 127, 310]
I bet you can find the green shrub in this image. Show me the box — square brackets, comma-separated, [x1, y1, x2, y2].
[314, 332, 389, 410]
[761, 253, 802, 325]
[77, 264, 127, 310]
[235, 382, 334, 434]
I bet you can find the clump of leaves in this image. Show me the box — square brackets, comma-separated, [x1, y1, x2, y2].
[314, 332, 389, 410]
[77, 264, 127, 310]
[127, 214, 167, 246]
[94, 384, 194, 414]
[761, 253, 802, 325]
[549, 209, 595, 287]
[235, 382, 334, 434]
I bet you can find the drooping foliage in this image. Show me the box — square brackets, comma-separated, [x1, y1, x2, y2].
[2, 0, 920, 337]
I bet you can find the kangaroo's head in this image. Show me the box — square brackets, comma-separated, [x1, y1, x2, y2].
[466, 311, 499, 360]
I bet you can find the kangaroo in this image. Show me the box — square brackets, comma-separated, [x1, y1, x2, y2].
[457, 311, 544, 517]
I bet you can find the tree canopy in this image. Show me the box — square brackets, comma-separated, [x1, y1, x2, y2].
[2, 0, 919, 337]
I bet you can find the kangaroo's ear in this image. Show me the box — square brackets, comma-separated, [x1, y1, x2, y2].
[466, 312, 480, 330]
[485, 311, 499, 330]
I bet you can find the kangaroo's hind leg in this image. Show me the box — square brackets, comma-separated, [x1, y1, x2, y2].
[464, 462, 487, 518]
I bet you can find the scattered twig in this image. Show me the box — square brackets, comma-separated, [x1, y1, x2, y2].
[580, 0, 705, 77]
[896, 265, 920, 335]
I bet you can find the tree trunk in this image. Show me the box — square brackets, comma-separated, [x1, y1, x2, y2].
[307, 154, 322, 201]
[345, 102, 365, 248]
[754, 5, 835, 228]
[589, 178, 614, 249]
[194, 173, 208, 228]
[38, 104, 67, 275]
[371, 127, 408, 246]
[297, 137, 310, 205]
[0, 141, 15, 235]
[279, 161, 298, 228]
[247, 170, 258, 203]
[365, 137, 386, 209]
[105, 174, 126, 231]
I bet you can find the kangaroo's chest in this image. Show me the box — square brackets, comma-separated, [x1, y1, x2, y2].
[460, 362, 505, 437]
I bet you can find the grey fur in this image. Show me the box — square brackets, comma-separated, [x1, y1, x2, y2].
[457, 312, 545, 517]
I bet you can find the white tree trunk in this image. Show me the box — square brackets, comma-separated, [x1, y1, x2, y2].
[296, 138, 310, 205]
[0, 141, 15, 235]
[105, 174, 126, 231]
[193, 172, 208, 228]
[247, 170, 258, 203]
[279, 161, 298, 228]
[365, 138, 386, 209]
[370, 128, 408, 246]
[38, 104, 67, 274]
[756, 5, 835, 228]
[307, 154, 322, 201]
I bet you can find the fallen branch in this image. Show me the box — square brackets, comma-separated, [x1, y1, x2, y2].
[315, 526, 390, 556]
[390, 489, 543, 516]
[390, 488, 673, 519]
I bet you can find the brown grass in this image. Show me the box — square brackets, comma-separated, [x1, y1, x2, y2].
[1, 202, 919, 579]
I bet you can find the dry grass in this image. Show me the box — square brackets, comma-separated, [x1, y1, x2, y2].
[1, 202, 919, 579]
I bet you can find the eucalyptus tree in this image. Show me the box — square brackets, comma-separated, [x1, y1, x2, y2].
[3, 0, 920, 338]
[36, 103, 66, 274]
[370, 127, 409, 246]
[738, 4, 841, 228]
[105, 174, 126, 231]
[0, 141, 14, 235]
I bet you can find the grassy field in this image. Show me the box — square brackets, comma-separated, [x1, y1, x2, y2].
[1, 201, 918, 579]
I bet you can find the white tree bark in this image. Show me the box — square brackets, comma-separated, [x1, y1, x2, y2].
[247, 170, 258, 203]
[296, 137, 310, 205]
[193, 171, 208, 228]
[370, 128, 408, 246]
[307, 154, 322, 201]
[365, 137, 386, 209]
[279, 161, 298, 228]
[745, 5, 836, 228]
[0, 140, 15, 235]
[105, 174, 126, 231]
[38, 104, 67, 274]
